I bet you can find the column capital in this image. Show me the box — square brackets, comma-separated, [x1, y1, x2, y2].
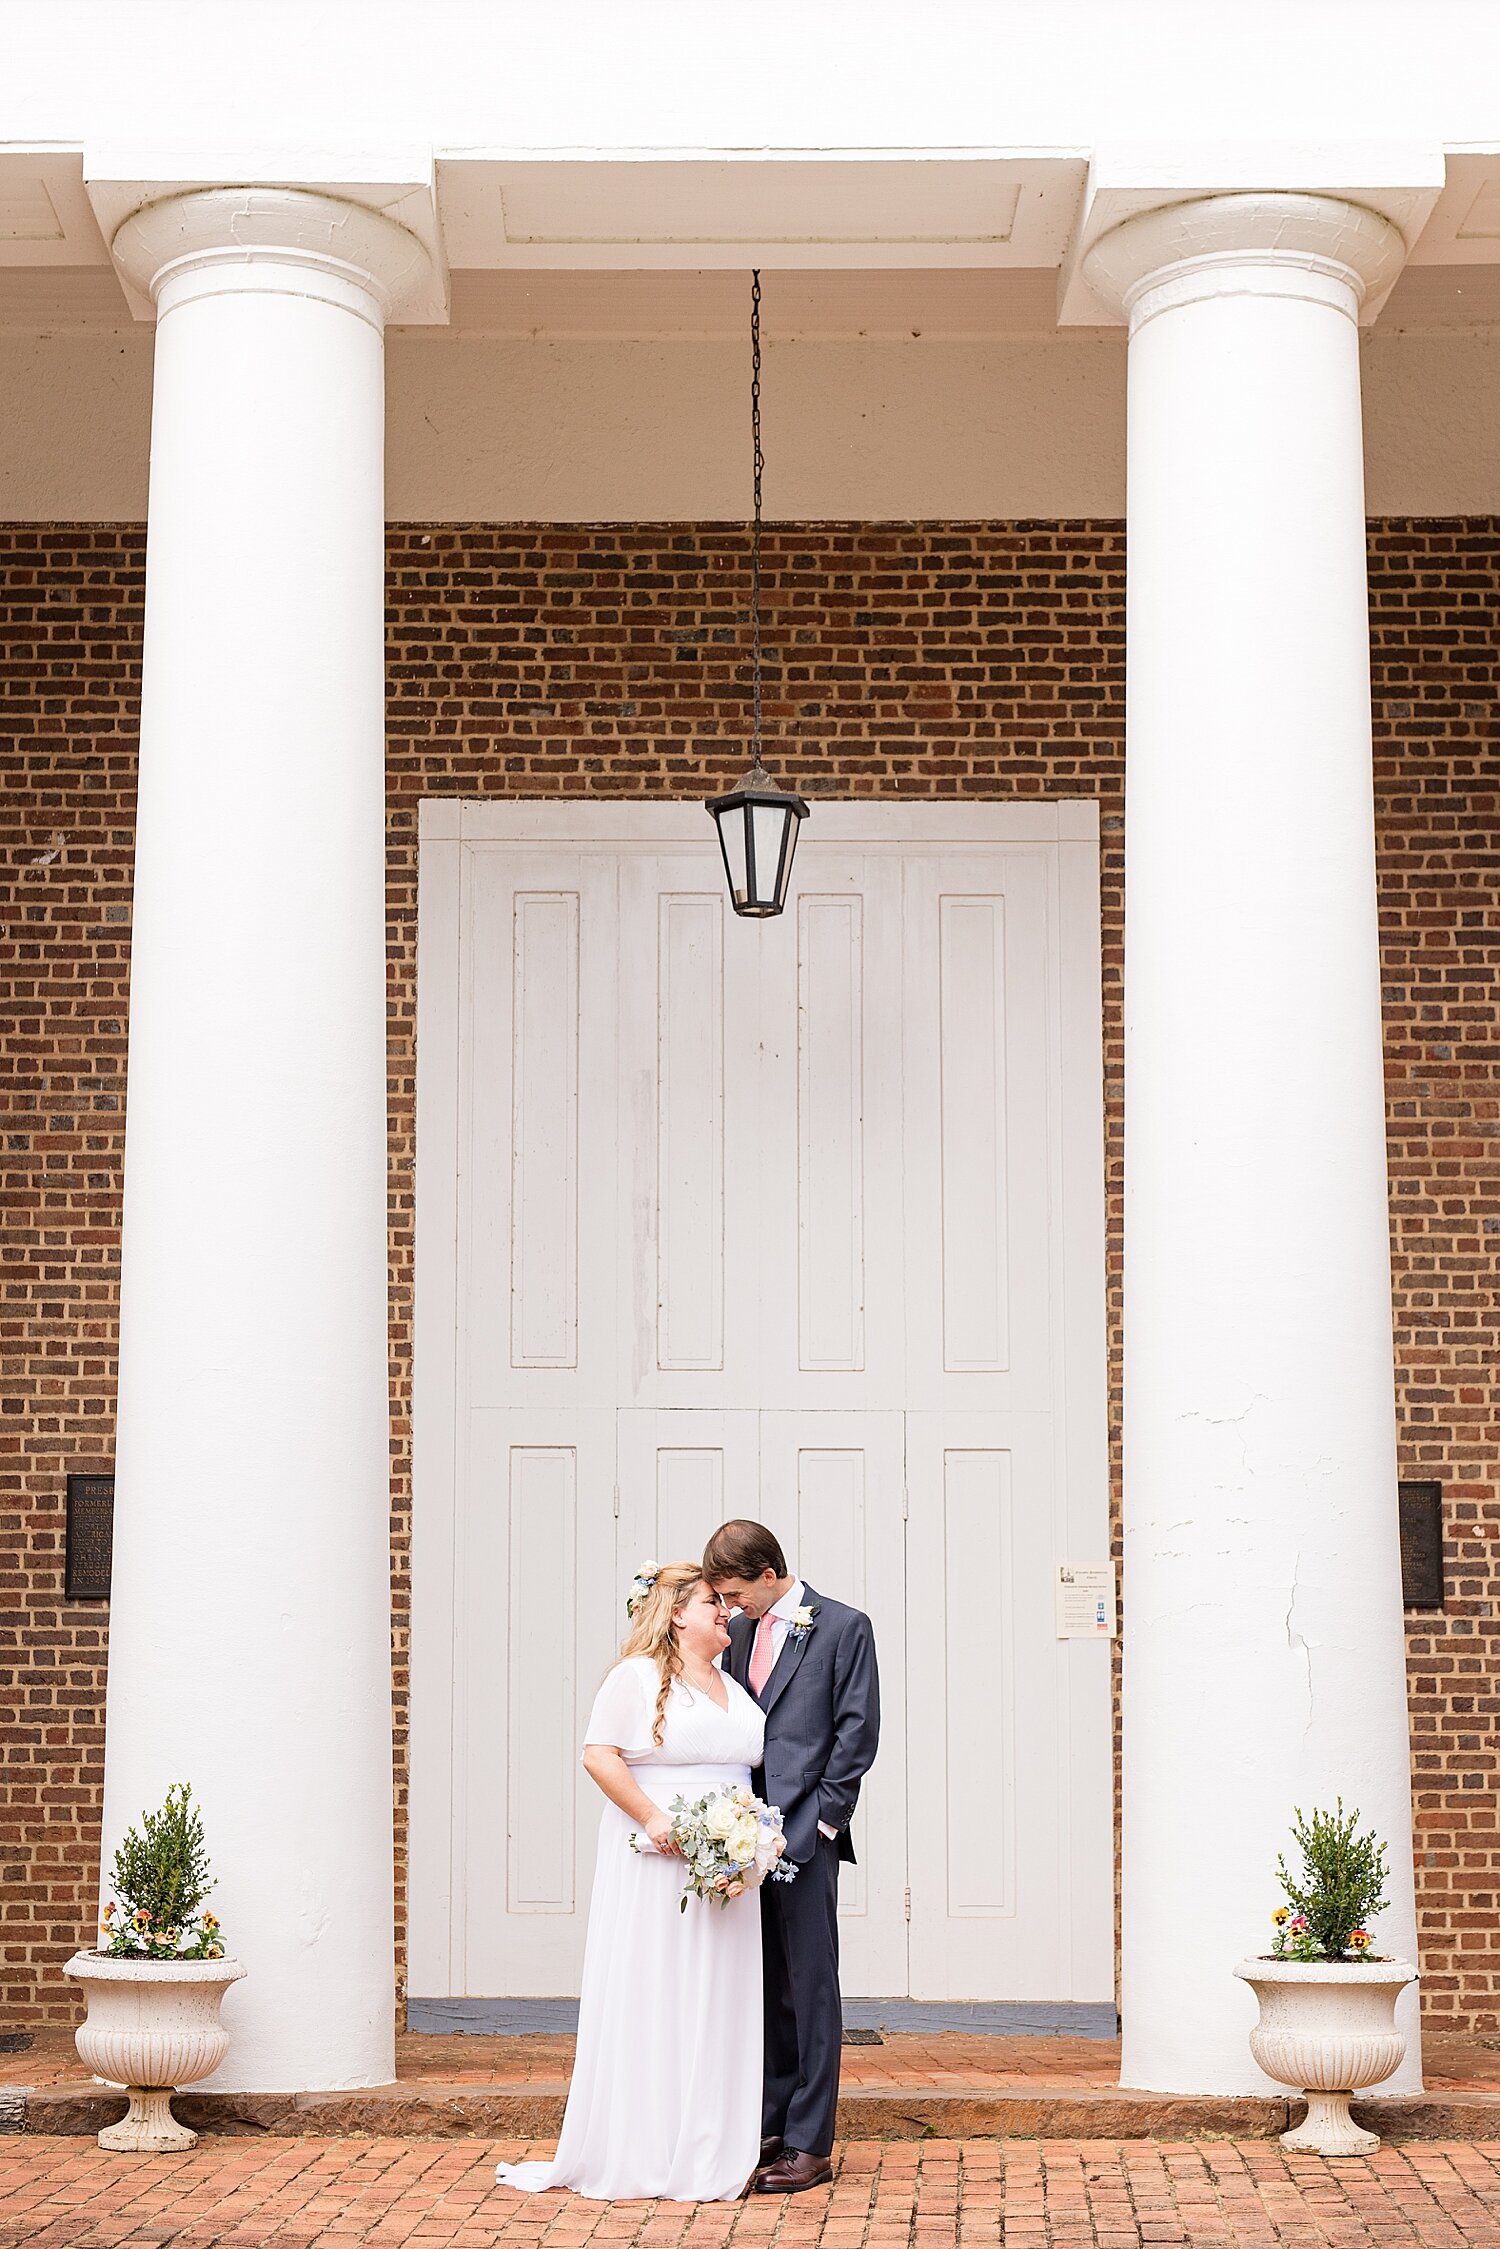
[110, 185, 431, 330]
[1083, 191, 1406, 336]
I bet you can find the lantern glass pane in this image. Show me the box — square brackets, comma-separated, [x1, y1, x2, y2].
[717, 804, 750, 908]
[776, 808, 804, 906]
[751, 803, 789, 909]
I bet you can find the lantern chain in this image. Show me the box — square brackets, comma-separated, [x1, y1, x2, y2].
[750, 266, 764, 763]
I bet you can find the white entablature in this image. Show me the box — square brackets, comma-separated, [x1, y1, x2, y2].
[11, 140, 1500, 321]
[2, 0, 1500, 331]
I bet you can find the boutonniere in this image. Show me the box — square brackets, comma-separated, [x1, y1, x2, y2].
[788, 1605, 818, 1640]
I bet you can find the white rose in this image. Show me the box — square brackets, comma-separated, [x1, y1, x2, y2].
[704, 1796, 740, 1840]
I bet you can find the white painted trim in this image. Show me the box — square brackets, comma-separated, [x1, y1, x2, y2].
[1054, 829, 1115, 2001]
[418, 797, 463, 843]
[407, 825, 464, 1998]
[449, 799, 1098, 848]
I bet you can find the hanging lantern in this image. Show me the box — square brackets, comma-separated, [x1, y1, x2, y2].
[706, 268, 808, 919]
[707, 760, 809, 918]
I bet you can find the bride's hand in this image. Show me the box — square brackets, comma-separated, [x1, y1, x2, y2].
[644, 1811, 680, 1856]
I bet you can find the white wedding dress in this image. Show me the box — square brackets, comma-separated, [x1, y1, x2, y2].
[494, 1656, 767, 2203]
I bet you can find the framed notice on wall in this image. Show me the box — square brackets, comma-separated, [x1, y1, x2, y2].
[1056, 1562, 1116, 1639]
[65, 1473, 114, 1600]
[1397, 1481, 1444, 1610]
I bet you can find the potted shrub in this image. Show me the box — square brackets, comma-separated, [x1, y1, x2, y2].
[1235, 1801, 1416, 2156]
[65, 1783, 245, 2152]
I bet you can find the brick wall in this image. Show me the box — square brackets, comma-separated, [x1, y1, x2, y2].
[2, 521, 1495, 2035]
[2, 528, 142, 2026]
[1370, 525, 1500, 2024]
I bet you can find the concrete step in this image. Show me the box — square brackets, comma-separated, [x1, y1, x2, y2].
[18, 2081, 1500, 2142]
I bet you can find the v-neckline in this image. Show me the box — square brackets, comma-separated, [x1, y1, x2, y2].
[682, 1670, 729, 1715]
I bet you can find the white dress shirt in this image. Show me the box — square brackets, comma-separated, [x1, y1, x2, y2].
[752, 1577, 837, 1842]
[761, 1576, 807, 1668]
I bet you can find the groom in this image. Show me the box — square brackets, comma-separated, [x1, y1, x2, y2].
[704, 1518, 880, 2194]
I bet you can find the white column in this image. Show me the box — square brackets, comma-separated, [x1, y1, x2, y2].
[1085, 195, 1421, 2094]
[103, 190, 426, 2091]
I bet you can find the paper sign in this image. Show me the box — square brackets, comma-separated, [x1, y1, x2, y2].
[1056, 1562, 1117, 1639]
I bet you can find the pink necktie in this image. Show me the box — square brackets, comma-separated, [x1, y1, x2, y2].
[749, 1611, 777, 1696]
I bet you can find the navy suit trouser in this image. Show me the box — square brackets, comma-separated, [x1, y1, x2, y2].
[760, 1835, 841, 2157]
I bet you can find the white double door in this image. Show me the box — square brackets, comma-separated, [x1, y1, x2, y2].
[410, 804, 1112, 2007]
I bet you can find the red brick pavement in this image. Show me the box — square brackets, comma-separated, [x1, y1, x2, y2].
[3, 2139, 1500, 2248]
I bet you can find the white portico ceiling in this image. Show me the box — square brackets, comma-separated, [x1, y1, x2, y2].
[4, 143, 1500, 333]
[0, 151, 110, 264]
[1401, 148, 1500, 262]
[443, 267, 1070, 339]
[434, 152, 1086, 268]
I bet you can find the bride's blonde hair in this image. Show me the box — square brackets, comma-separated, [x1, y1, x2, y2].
[619, 1561, 707, 1746]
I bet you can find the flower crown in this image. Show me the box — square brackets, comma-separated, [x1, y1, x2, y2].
[626, 1560, 660, 1619]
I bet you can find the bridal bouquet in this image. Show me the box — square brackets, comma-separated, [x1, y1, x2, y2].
[633, 1786, 798, 1910]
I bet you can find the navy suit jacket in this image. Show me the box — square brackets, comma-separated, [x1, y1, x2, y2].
[724, 1585, 880, 1868]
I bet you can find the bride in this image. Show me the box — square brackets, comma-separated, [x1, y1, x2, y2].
[494, 1560, 767, 2203]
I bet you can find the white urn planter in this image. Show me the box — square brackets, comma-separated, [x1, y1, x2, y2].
[64, 1951, 247, 2152]
[1234, 1957, 1418, 2156]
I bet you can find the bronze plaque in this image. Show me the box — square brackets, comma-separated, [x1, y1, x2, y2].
[65, 1473, 114, 1600]
[1398, 1481, 1444, 1610]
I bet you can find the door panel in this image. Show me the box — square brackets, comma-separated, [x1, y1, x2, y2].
[616, 857, 761, 1409]
[901, 854, 1055, 1414]
[456, 1409, 617, 1996]
[759, 1412, 908, 1994]
[617, 1410, 761, 1574]
[754, 855, 907, 1412]
[464, 849, 620, 1413]
[905, 1411, 1081, 2000]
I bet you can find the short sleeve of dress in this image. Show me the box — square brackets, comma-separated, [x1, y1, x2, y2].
[582, 1659, 654, 1759]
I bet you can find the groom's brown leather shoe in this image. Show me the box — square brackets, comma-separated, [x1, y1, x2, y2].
[754, 2149, 833, 2194]
[759, 2136, 784, 2167]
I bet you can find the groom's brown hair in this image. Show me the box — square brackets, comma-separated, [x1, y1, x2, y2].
[703, 1518, 787, 1582]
